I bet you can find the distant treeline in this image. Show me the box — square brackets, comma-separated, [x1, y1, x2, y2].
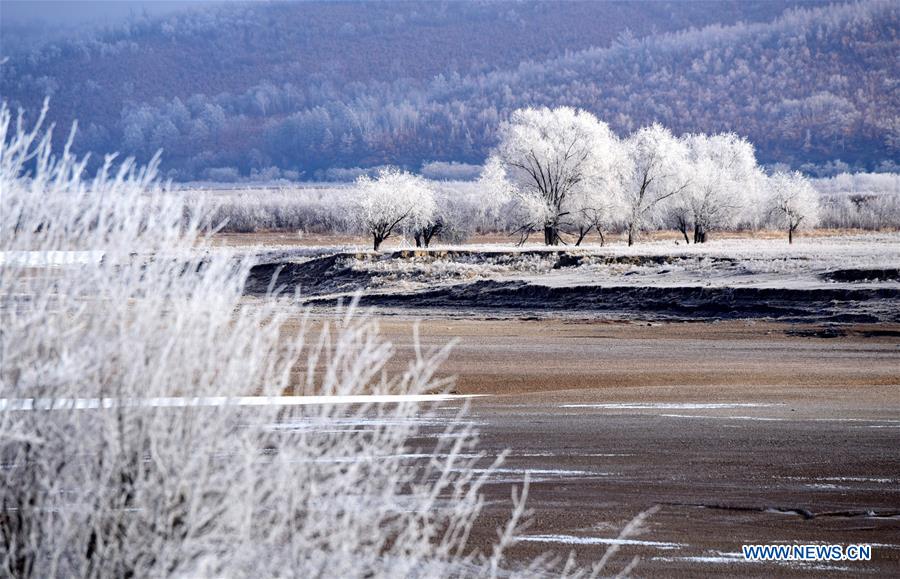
[187, 174, 900, 240]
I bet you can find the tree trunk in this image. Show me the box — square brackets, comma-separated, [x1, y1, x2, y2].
[543, 225, 559, 246]
[788, 227, 794, 244]
[373, 235, 383, 251]
[693, 224, 707, 244]
[414, 232, 423, 248]
[679, 224, 690, 244]
[627, 224, 635, 247]
[574, 226, 589, 246]
[598, 229, 605, 247]
[423, 226, 437, 248]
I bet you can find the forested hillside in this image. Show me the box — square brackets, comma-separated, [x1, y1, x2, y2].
[2, 0, 896, 180]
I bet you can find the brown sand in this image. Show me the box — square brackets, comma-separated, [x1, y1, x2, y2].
[375, 317, 900, 576]
[273, 310, 899, 574]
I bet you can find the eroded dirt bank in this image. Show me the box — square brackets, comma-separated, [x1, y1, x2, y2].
[246, 244, 900, 323]
[353, 281, 900, 323]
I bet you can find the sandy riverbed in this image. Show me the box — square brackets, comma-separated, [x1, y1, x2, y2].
[363, 316, 900, 576]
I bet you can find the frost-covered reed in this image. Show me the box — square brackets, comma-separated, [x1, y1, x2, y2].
[1, 103, 619, 577]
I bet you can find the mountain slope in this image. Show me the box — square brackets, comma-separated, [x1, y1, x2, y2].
[2, 0, 895, 180]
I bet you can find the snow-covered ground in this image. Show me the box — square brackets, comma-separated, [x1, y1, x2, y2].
[0, 250, 105, 267]
[234, 233, 900, 323]
[284, 233, 900, 295]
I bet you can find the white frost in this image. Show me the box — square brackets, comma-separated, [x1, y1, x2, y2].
[0, 394, 483, 412]
[561, 403, 779, 410]
[517, 534, 685, 550]
[0, 250, 105, 267]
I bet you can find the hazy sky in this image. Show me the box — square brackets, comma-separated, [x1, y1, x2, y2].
[1, 1, 230, 27]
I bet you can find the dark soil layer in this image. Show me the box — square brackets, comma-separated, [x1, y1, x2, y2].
[822, 268, 900, 282]
[354, 281, 900, 323]
[245, 255, 373, 296]
[248, 252, 900, 322]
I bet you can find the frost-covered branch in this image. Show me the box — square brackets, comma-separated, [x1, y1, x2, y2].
[0, 103, 601, 577]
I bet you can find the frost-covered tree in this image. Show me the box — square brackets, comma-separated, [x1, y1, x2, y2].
[421, 186, 477, 246]
[675, 133, 764, 243]
[567, 145, 629, 246]
[475, 156, 516, 234]
[413, 217, 442, 248]
[766, 170, 821, 243]
[666, 202, 696, 245]
[488, 107, 621, 245]
[409, 184, 462, 248]
[622, 124, 690, 246]
[353, 167, 436, 250]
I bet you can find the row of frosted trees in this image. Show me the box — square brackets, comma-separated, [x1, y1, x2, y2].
[354, 107, 820, 249]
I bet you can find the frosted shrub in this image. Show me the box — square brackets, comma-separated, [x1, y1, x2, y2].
[354, 168, 436, 250]
[188, 186, 358, 234]
[1, 104, 606, 577]
[765, 171, 820, 243]
[814, 173, 900, 230]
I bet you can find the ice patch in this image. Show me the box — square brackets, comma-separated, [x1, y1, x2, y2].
[654, 551, 855, 570]
[561, 403, 779, 410]
[654, 553, 747, 564]
[459, 468, 614, 477]
[660, 414, 785, 421]
[660, 415, 900, 425]
[0, 250, 105, 267]
[804, 483, 844, 490]
[269, 417, 472, 432]
[0, 394, 483, 412]
[817, 476, 896, 484]
[518, 534, 684, 549]
[515, 451, 633, 458]
[299, 452, 484, 464]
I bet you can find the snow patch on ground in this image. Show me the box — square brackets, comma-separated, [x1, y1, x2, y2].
[561, 403, 780, 410]
[654, 551, 855, 571]
[514, 451, 634, 457]
[653, 553, 747, 564]
[660, 414, 786, 421]
[298, 452, 485, 464]
[517, 534, 685, 549]
[777, 475, 897, 485]
[460, 468, 613, 477]
[0, 250, 105, 267]
[0, 394, 483, 412]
